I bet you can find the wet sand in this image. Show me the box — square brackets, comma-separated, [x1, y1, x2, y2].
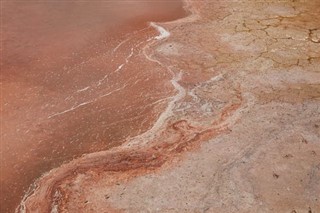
[1, 1, 187, 212]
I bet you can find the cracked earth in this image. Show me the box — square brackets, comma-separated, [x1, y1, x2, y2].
[3, 0, 320, 212]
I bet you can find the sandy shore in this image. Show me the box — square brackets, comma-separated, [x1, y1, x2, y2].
[4, 0, 320, 212]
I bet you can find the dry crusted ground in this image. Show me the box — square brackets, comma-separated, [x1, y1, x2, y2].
[21, 0, 320, 212]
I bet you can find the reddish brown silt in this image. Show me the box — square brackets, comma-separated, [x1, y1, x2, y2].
[1, 1, 187, 212]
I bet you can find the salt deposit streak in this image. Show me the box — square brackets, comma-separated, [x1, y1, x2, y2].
[76, 86, 90, 93]
[124, 23, 185, 147]
[150, 22, 170, 40]
[48, 85, 127, 119]
[125, 69, 186, 148]
[113, 38, 130, 53]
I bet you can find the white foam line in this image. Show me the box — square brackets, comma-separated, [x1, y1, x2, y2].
[113, 38, 130, 53]
[126, 48, 134, 62]
[114, 64, 125, 73]
[98, 47, 135, 86]
[48, 84, 127, 119]
[48, 100, 94, 119]
[76, 86, 90, 93]
[112, 25, 150, 54]
[97, 74, 108, 86]
[99, 84, 127, 98]
[150, 22, 170, 40]
[114, 47, 134, 73]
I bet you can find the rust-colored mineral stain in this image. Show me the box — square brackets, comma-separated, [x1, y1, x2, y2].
[1, 1, 187, 212]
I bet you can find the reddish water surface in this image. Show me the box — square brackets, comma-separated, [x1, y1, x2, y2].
[1, 1, 186, 212]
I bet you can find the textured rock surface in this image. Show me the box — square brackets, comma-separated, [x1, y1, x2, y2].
[14, 0, 320, 212]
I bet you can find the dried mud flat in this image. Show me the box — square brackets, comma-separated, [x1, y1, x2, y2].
[17, 0, 320, 212]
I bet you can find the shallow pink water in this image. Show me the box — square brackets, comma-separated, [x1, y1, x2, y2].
[1, 1, 187, 212]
